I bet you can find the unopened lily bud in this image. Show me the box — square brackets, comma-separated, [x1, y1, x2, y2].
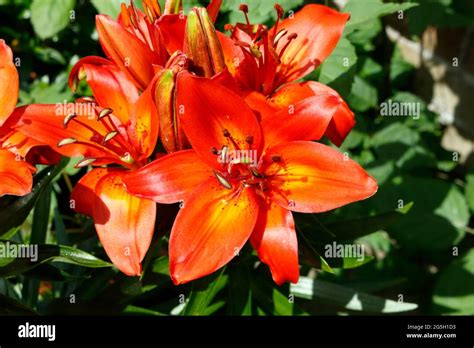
[166, 50, 190, 74]
[183, 7, 225, 78]
[155, 69, 189, 153]
[164, 0, 182, 15]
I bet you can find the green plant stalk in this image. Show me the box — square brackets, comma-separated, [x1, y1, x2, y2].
[22, 184, 52, 308]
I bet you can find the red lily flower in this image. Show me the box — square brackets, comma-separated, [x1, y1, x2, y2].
[122, 74, 377, 285]
[219, 4, 355, 146]
[72, 1, 227, 154]
[0, 40, 59, 197]
[15, 61, 159, 276]
[79, 0, 221, 92]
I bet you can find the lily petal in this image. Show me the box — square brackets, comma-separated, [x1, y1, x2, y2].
[207, 0, 222, 23]
[128, 74, 159, 160]
[0, 149, 36, 197]
[274, 4, 349, 85]
[156, 14, 186, 54]
[250, 200, 299, 285]
[70, 168, 113, 217]
[244, 91, 280, 121]
[94, 173, 156, 276]
[25, 146, 61, 166]
[0, 40, 19, 126]
[13, 104, 122, 164]
[301, 82, 355, 147]
[176, 73, 262, 168]
[170, 179, 258, 285]
[1, 127, 43, 158]
[258, 81, 355, 146]
[263, 141, 378, 213]
[122, 150, 213, 203]
[70, 57, 139, 125]
[261, 93, 340, 149]
[96, 14, 158, 90]
[218, 31, 258, 91]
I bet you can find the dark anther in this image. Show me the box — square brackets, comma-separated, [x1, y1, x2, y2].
[239, 4, 249, 13]
[223, 129, 231, 137]
[287, 33, 298, 41]
[210, 147, 219, 155]
[271, 155, 281, 163]
[246, 135, 254, 144]
[274, 4, 284, 18]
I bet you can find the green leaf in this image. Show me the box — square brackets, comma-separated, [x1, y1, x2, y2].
[297, 204, 412, 272]
[325, 202, 414, 241]
[24, 263, 89, 281]
[0, 226, 20, 240]
[182, 269, 228, 316]
[343, 0, 418, 34]
[297, 224, 334, 273]
[0, 240, 112, 278]
[347, 75, 378, 112]
[465, 168, 474, 213]
[34, 47, 66, 65]
[0, 157, 69, 235]
[372, 176, 469, 250]
[291, 277, 418, 313]
[297, 202, 413, 247]
[317, 37, 357, 98]
[358, 56, 384, 85]
[23, 182, 52, 307]
[432, 249, 474, 315]
[407, 0, 474, 36]
[91, 0, 123, 17]
[381, 92, 438, 131]
[0, 293, 38, 315]
[346, 277, 407, 293]
[227, 265, 252, 315]
[250, 276, 305, 315]
[28, 73, 73, 103]
[347, 19, 382, 50]
[371, 122, 420, 149]
[123, 305, 166, 316]
[390, 44, 415, 89]
[150, 255, 170, 276]
[366, 160, 396, 185]
[30, 0, 76, 39]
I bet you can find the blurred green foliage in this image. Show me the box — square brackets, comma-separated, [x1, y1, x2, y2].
[0, 0, 473, 316]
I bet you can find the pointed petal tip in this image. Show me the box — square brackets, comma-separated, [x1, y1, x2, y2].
[273, 272, 299, 286]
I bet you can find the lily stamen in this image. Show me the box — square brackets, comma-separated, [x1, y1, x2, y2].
[63, 112, 77, 128]
[213, 170, 233, 190]
[273, 29, 288, 49]
[222, 128, 241, 151]
[128, 2, 139, 29]
[76, 157, 97, 168]
[96, 111, 135, 157]
[272, 4, 285, 38]
[57, 137, 77, 147]
[239, 4, 252, 35]
[103, 131, 119, 143]
[278, 32, 298, 59]
[98, 108, 113, 120]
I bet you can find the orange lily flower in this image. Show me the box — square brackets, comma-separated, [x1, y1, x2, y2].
[122, 74, 378, 285]
[0, 40, 59, 197]
[219, 4, 355, 146]
[15, 61, 159, 276]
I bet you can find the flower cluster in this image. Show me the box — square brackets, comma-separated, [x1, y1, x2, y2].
[1, 0, 377, 285]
